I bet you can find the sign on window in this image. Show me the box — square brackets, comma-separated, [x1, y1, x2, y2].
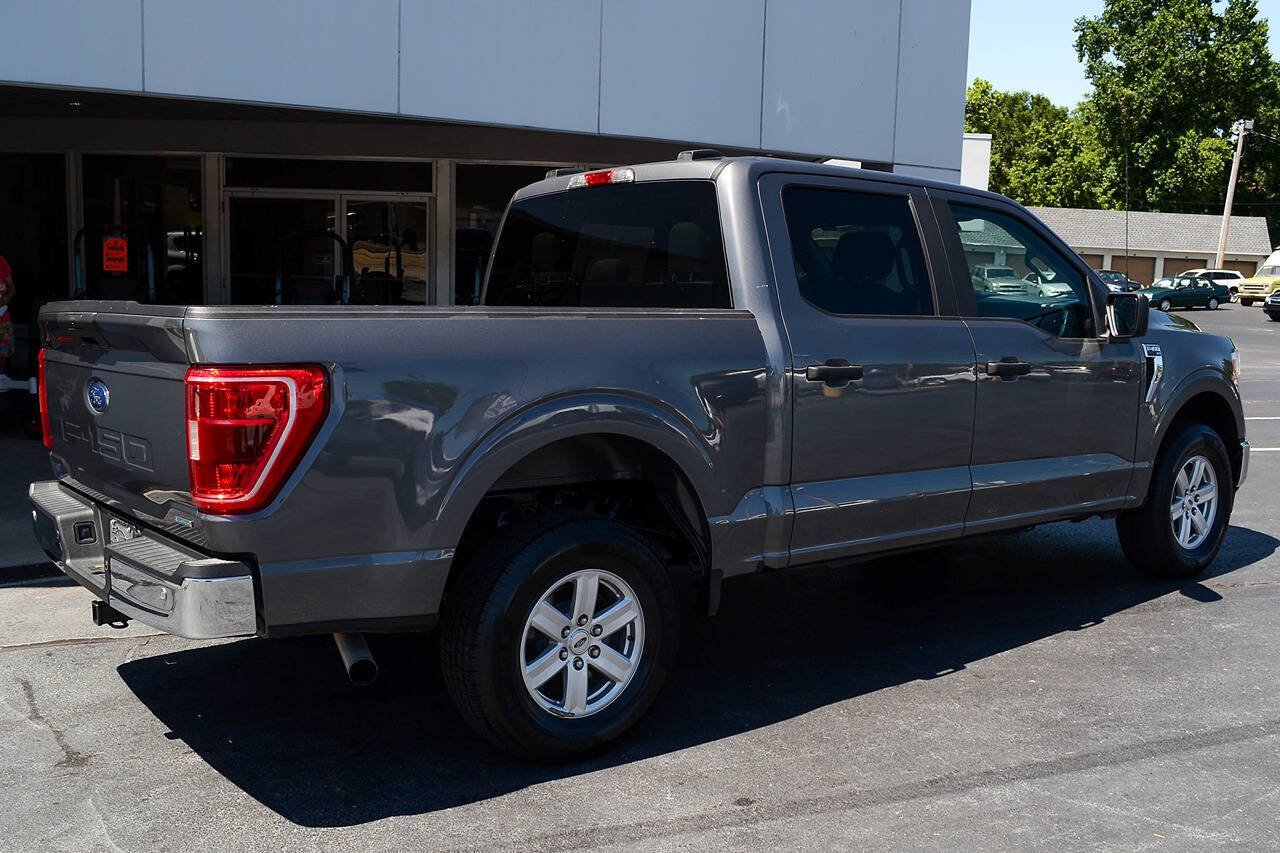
[102, 234, 129, 273]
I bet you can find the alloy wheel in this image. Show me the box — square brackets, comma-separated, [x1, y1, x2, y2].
[519, 568, 645, 718]
[1170, 454, 1219, 550]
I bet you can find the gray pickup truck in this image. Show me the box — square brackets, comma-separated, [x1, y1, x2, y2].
[30, 156, 1246, 758]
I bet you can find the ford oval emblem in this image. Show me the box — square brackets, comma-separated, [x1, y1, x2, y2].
[86, 379, 110, 414]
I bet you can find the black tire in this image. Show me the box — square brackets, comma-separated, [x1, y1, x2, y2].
[1159, 298, 1173, 312]
[1117, 423, 1234, 578]
[1209, 297, 1220, 310]
[1241, 298, 1254, 306]
[440, 515, 680, 759]
[1269, 313, 1280, 322]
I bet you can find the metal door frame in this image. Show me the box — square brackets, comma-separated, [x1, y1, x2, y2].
[221, 188, 435, 304]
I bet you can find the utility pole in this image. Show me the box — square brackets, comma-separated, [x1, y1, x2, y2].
[1216, 118, 1254, 269]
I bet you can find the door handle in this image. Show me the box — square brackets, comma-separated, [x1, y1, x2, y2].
[805, 359, 864, 384]
[985, 356, 1032, 378]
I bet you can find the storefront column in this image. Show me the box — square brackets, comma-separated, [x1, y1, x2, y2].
[202, 153, 224, 304]
[434, 159, 453, 306]
[64, 152, 82, 299]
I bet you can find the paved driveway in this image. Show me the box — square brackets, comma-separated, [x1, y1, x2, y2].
[2, 304, 1278, 851]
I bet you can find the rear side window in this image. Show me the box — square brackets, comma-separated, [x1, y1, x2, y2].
[781, 187, 934, 316]
[484, 181, 731, 308]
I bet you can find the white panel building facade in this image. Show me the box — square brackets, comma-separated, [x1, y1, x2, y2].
[0, 0, 972, 361]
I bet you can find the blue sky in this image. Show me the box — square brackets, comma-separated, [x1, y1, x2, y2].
[967, 0, 1280, 107]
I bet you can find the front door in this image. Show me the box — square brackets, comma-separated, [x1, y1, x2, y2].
[761, 174, 977, 565]
[933, 196, 1144, 531]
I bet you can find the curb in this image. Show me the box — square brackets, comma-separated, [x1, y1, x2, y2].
[0, 561, 61, 585]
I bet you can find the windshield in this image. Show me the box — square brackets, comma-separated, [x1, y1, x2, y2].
[1259, 265, 1280, 276]
[485, 181, 730, 308]
[986, 267, 1017, 278]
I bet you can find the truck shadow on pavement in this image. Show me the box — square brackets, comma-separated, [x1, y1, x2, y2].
[117, 519, 1277, 827]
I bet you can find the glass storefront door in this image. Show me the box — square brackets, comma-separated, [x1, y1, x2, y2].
[228, 196, 338, 305]
[344, 199, 431, 304]
[224, 157, 434, 306]
[227, 195, 432, 305]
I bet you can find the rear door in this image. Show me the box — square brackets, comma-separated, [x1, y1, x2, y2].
[930, 194, 1143, 530]
[760, 173, 976, 564]
[41, 303, 194, 522]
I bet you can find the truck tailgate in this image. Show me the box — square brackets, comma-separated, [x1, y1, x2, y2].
[41, 302, 193, 520]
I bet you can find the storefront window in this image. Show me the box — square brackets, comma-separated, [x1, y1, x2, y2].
[454, 164, 554, 305]
[0, 153, 67, 374]
[81, 155, 203, 305]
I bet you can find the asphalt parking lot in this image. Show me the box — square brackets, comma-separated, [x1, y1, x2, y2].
[3, 304, 1280, 852]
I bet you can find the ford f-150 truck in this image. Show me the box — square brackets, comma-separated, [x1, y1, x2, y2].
[30, 156, 1247, 758]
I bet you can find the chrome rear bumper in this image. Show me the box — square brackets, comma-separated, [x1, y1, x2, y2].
[28, 481, 258, 639]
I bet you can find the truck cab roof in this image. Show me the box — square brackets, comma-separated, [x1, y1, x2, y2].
[509, 155, 1003, 206]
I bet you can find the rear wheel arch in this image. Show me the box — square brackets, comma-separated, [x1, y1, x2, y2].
[441, 430, 715, 612]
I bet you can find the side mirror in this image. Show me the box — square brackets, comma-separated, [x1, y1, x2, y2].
[1106, 291, 1148, 340]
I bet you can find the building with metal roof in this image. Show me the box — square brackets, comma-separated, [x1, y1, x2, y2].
[957, 138, 1274, 284]
[1026, 207, 1273, 283]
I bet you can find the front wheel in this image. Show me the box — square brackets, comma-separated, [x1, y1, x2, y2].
[1159, 298, 1173, 312]
[1241, 298, 1254, 306]
[440, 516, 680, 758]
[1209, 297, 1220, 310]
[1117, 423, 1233, 578]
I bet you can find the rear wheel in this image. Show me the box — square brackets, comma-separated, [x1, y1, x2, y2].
[1270, 314, 1280, 322]
[440, 516, 680, 758]
[1117, 423, 1233, 578]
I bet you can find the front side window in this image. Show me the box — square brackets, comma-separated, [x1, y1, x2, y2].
[485, 181, 730, 308]
[781, 187, 934, 316]
[950, 203, 1095, 338]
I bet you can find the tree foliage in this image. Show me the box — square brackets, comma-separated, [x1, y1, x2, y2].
[965, 81, 1118, 209]
[1076, 0, 1280, 222]
[967, 0, 1280, 237]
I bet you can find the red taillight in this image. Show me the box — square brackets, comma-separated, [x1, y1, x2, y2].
[184, 365, 327, 514]
[38, 349, 52, 450]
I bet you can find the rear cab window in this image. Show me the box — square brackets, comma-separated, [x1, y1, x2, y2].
[780, 186, 935, 317]
[484, 181, 731, 308]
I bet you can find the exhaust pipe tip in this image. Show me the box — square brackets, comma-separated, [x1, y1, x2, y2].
[346, 656, 379, 687]
[333, 632, 378, 686]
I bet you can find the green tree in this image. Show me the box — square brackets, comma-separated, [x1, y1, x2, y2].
[1075, 0, 1280, 230]
[965, 79, 1118, 208]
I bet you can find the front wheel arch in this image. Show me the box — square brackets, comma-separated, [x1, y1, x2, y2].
[1154, 389, 1243, 490]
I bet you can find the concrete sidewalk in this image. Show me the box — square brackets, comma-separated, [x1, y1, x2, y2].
[1, 426, 52, 570]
